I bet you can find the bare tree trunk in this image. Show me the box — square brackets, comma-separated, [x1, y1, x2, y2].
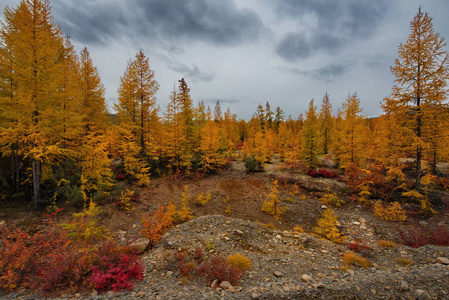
[32, 159, 41, 210]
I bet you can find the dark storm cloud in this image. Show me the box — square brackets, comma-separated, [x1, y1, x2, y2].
[52, 0, 266, 47]
[52, 1, 129, 45]
[167, 63, 215, 82]
[273, 0, 390, 61]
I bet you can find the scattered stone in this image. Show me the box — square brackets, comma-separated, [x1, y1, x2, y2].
[400, 281, 409, 291]
[353, 221, 360, 225]
[251, 292, 261, 299]
[219, 281, 234, 291]
[415, 289, 431, 300]
[275, 234, 282, 239]
[273, 271, 283, 277]
[75, 293, 81, 297]
[301, 274, 313, 283]
[91, 290, 98, 297]
[436, 257, 449, 265]
[132, 224, 138, 229]
[0, 220, 5, 228]
[211, 279, 219, 288]
[136, 291, 146, 297]
[321, 205, 327, 209]
[235, 229, 244, 235]
[166, 271, 173, 277]
[371, 289, 376, 295]
[346, 270, 355, 276]
[419, 221, 428, 226]
[130, 238, 150, 253]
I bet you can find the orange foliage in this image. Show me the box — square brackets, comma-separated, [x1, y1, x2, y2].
[140, 204, 175, 248]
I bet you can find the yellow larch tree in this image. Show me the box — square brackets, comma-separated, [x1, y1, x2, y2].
[0, 0, 67, 208]
[383, 7, 449, 186]
[301, 99, 320, 171]
[333, 93, 368, 169]
[318, 93, 333, 155]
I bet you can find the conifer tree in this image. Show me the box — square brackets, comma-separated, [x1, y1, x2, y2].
[79, 47, 108, 133]
[334, 93, 368, 169]
[116, 50, 159, 155]
[319, 93, 333, 154]
[0, 0, 66, 208]
[301, 99, 319, 170]
[383, 8, 449, 185]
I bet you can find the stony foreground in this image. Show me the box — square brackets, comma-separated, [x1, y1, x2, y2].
[3, 215, 449, 299]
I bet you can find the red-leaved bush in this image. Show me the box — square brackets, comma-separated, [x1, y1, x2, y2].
[0, 225, 144, 295]
[89, 254, 143, 292]
[195, 256, 245, 285]
[398, 224, 449, 248]
[309, 169, 339, 179]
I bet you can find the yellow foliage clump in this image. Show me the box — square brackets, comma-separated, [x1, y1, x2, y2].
[62, 199, 110, 244]
[342, 251, 371, 269]
[174, 186, 193, 223]
[116, 189, 136, 211]
[194, 192, 212, 206]
[377, 240, 396, 248]
[227, 253, 252, 271]
[313, 208, 345, 243]
[293, 226, 304, 233]
[262, 180, 287, 220]
[373, 201, 407, 222]
[320, 192, 345, 207]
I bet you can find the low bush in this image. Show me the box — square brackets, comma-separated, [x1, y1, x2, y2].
[320, 192, 345, 207]
[0, 211, 143, 295]
[141, 203, 175, 248]
[196, 256, 245, 285]
[313, 208, 345, 243]
[309, 169, 339, 179]
[227, 253, 252, 271]
[373, 201, 407, 222]
[342, 251, 371, 269]
[398, 224, 449, 248]
[377, 240, 396, 248]
[244, 155, 264, 172]
[89, 254, 143, 292]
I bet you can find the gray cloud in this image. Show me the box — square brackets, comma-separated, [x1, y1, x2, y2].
[309, 64, 349, 81]
[279, 63, 350, 81]
[167, 63, 215, 82]
[52, 0, 266, 47]
[273, 0, 390, 61]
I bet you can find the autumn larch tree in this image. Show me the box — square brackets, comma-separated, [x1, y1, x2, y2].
[334, 93, 368, 169]
[0, 0, 66, 208]
[319, 93, 333, 155]
[301, 99, 319, 171]
[383, 7, 449, 186]
[79, 47, 108, 133]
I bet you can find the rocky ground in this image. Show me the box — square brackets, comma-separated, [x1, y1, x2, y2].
[4, 214, 449, 300]
[2, 160, 449, 299]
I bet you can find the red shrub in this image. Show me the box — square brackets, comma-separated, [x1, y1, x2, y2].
[398, 224, 449, 248]
[348, 240, 370, 252]
[89, 254, 143, 293]
[0, 227, 33, 291]
[196, 256, 245, 285]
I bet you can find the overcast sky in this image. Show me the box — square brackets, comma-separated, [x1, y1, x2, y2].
[2, 0, 449, 119]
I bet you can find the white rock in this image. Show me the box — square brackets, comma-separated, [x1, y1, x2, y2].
[130, 238, 150, 253]
[415, 289, 431, 300]
[220, 281, 234, 291]
[400, 280, 409, 291]
[273, 271, 283, 277]
[301, 274, 313, 283]
[436, 257, 449, 265]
